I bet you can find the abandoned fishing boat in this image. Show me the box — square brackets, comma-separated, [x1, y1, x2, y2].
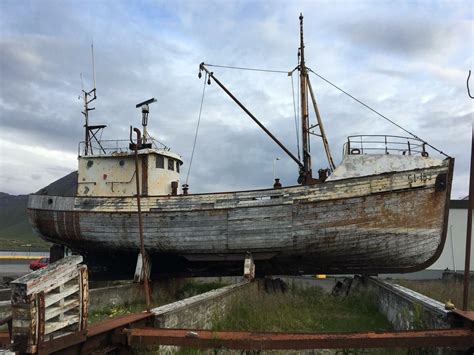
[27, 15, 454, 278]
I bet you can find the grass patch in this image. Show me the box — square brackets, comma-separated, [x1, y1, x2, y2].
[132, 283, 409, 354]
[391, 279, 474, 310]
[175, 280, 229, 300]
[89, 280, 229, 325]
[0, 235, 51, 251]
[213, 286, 393, 333]
[89, 302, 147, 324]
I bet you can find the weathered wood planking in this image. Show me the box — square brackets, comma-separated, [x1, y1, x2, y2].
[11, 255, 83, 301]
[10, 256, 88, 353]
[27, 159, 453, 274]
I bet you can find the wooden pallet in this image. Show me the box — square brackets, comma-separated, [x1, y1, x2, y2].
[10, 255, 88, 353]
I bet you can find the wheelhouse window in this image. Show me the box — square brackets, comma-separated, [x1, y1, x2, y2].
[176, 162, 180, 173]
[156, 155, 164, 169]
[168, 158, 174, 171]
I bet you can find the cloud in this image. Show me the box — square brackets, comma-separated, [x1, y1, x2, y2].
[0, 0, 471, 199]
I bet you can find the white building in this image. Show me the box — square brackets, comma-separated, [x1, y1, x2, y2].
[429, 198, 473, 272]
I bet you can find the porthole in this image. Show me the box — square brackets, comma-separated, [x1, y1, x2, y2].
[87, 160, 94, 168]
[119, 160, 125, 167]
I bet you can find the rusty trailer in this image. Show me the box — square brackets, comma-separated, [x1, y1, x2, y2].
[2, 311, 473, 353]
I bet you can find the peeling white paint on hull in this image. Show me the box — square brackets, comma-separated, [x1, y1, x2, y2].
[27, 159, 453, 275]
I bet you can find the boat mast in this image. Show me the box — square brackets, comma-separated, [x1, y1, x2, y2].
[81, 43, 107, 156]
[82, 88, 96, 155]
[299, 14, 312, 184]
[82, 43, 97, 156]
[298, 14, 336, 181]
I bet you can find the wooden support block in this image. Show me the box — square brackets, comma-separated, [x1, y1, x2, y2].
[244, 253, 255, 280]
[134, 252, 151, 283]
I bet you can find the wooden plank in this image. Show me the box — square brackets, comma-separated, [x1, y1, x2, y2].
[79, 265, 88, 330]
[45, 299, 80, 321]
[11, 301, 36, 320]
[44, 284, 80, 307]
[37, 291, 45, 344]
[11, 255, 82, 297]
[45, 314, 79, 335]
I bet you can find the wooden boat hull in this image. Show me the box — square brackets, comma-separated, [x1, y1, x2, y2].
[27, 158, 453, 276]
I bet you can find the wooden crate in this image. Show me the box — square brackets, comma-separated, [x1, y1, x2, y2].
[10, 255, 88, 353]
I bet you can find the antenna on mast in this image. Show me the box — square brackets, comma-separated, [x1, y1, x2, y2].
[91, 41, 96, 89]
[136, 98, 157, 148]
[81, 42, 105, 156]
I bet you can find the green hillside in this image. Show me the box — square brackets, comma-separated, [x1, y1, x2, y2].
[0, 192, 51, 251]
[0, 172, 77, 251]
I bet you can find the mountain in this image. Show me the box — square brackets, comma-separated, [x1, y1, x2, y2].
[0, 172, 78, 251]
[36, 171, 78, 196]
[0, 192, 48, 250]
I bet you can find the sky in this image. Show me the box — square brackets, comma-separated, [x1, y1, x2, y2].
[0, 0, 472, 198]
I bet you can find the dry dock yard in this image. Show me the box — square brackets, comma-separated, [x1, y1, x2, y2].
[0, 256, 473, 354]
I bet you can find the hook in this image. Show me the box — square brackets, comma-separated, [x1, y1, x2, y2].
[468, 70, 474, 99]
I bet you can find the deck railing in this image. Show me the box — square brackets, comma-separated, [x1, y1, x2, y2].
[78, 137, 169, 157]
[343, 135, 429, 157]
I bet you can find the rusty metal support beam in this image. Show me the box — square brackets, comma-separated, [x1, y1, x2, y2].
[131, 127, 151, 312]
[463, 128, 473, 311]
[35, 312, 154, 354]
[124, 327, 474, 350]
[37, 330, 86, 355]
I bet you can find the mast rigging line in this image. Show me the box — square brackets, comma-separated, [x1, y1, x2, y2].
[291, 74, 301, 161]
[185, 72, 208, 186]
[202, 62, 449, 158]
[199, 63, 304, 169]
[306, 67, 449, 158]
